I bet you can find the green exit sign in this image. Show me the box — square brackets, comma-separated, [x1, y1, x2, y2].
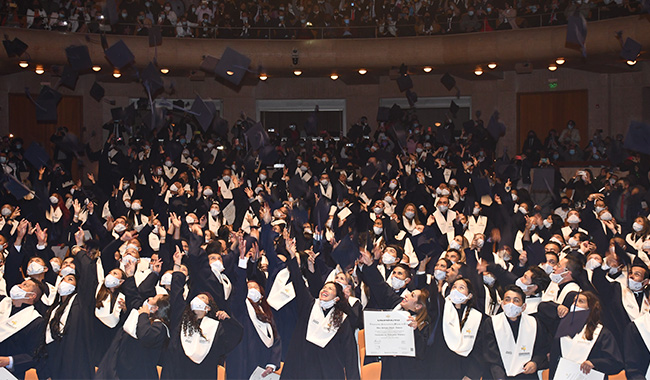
[548, 79, 558, 89]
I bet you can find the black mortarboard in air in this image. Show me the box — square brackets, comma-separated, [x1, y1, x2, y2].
[149, 25, 162, 47]
[613, 242, 632, 267]
[90, 82, 105, 102]
[141, 62, 164, 96]
[35, 86, 62, 122]
[360, 178, 379, 198]
[3, 174, 31, 199]
[555, 309, 590, 339]
[566, 12, 587, 57]
[632, 256, 649, 272]
[406, 90, 418, 108]
[624, 121, 650, 155]
[259, 145, 279, 165]
[531, 168, 556, 192]
[200, 55, 219, 74]
[413, 227, 442, 260]
[2, 37, 28, 58]
[487, 110, 506, 140]
[396, 74, 413, 92]
[288, 176, 308, 198]
[440, 73, 456, 91]
[58, 66, 79, 90]
[330, 234, 359, 271]
[473, 177, 491, 197]
[523, 241, 546, 267]
[245, 122, 270, 150]
[449, 100, 459, 117]
[104, 40, 135, 69]
[213, 116, 229, 139]
[190, 95, 216, 132]
[123, 103, 136, 126]
[111, 107, 124, 121]
[377, 107, 390, 122]
[360, 164, 378, 181]
[24, 142, 50, 169]
[214, 47, 251, 86]
[65, 45, 93, 72]
[620, 37, 641, 62]
[389, 103, 403, 122]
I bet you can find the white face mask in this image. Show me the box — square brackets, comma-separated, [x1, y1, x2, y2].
[190, 297, 209, 311]
[203, 188, 214, 197]
[568, 237, 578, 248]
[114, 224, 127, 233]
[60, 266, 75, 277]
[319, 298, 337, 309]
[449, 240, 462, 250]
[543, 219, 552, 229]
[390, 276, 406, 290]
[0, 208, 11, 217]
[502, 302, 523, 318]
[438, 205, 448, 213]
[434, 269, 446, 281]
[569, 305, 588, 313]
[519, 207, 528, 215]
[50, 261, 61, 273]
[483, 275, 495, 286]
[449, 288, 469, 305]
[186, 216, 196, 224]
[122, 255, 137, 266]
[632, 222, 643, 233]
[9, 285, 32, 300]
[247, 288, 262, 303]
[27, 262, 46, 276]
[320, 179, 329, 187]
[511, 194, 518, 202]
[566, 215, 581, 224]
[58, 281, 76, 296]
[50, 196, 58, 204]
[131, 204, 142, 211]
[595, 206, 605, 214]
[515, 278, 532, 293]
[475, 239, 484, 248]
[373, 226, 383, 235]
[541, 263, 554, 274]
[600, 212, 613, 221]
[550, 270, 567, 284]
[104, 274, 121, 288]
[382, 253, 396, 265]
[585, 258, 601, 271]
[629, 278, 646, 292]
[160, 272, 172, 286]
[211, 260, 224, 274]
[473, 207, 481, 216]
[373, 207, 383, 215]
[210, 209, 220, 217]
[404, 211, 415, 219]
[643, 241, 650, 251]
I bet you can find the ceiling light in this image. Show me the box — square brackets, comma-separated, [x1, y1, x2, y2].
[358, 68, 367, 75]
[330, 73, 338, 80]
[226, 70, 234, 76]
[556, 57, 565, 65]
[423, 66, 432, 73]
[19, 61, 28, 68]
[160, 68, 169, 74]
[113, 69, 121, 78]
[434, 122, 441, 127]
[548, 63, 558, 71]
[487, 62, 497, 69]
[627, 60, 637, 66]
[293, 70, 302, 76]
[35, 65, 44, 75]
[474, 67, 483, 76]
[259, 73, 268, 81]
[92, 65, 101, 72]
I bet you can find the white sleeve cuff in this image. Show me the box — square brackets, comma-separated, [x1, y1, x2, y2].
[6, 356, 13, 371]
[36, 244, 47, 250]
[13, 245, 21, 252]
[238, 257, 248, 269]
[266, 364, 277, 371]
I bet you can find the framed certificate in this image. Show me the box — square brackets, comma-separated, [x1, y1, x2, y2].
[363, 310, 416, 357]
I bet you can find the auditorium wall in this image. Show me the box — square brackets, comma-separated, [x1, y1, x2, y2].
[0, 62, 648, 154]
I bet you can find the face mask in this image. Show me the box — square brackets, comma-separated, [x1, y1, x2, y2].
[390, 276, 406, 290]
[599, 211, 613, 221]
[383, 196, 392, 204]
[211, 260, 224, 274]
[27, 262, 45, 276]
[105, 274, 121, 288]
[132, 203, 143, 211]
[114, 224, 126, 233]
[473, 207, 481, 216]
[569, 305, 588, 312]
[9, 285, 32, 300]
[566, 215, 581, 224]
[58, 281, 76, 296]
[511, 194, 519, 202]
[0, 208, 10, 217]
[203, 188, 214, 197]
[165, 161, 173, 167]
[633, 222, 643, 232]
[486, 7, 492, 11]
[186, 216, 196, 224]
[259, 174, 267, 181]
[210, 209, 220, 218]
[568, 237, 578, 248]
[550, 270, 567, 284]
[449, 288, 469, 305]
[373, 226, 383, 235]
[122, 255, 137, 266]
[319, 298, 337, 309]
[389, 183, 397, 190]
[441, 189, 450, 196]
[382, 253, 396, 265]
[124, 200, 132, 209]
[50, 261, 61, 273]
[300, 166, 308, 172]
[585, 258, 601, 271]
[434, 269, 446, 281]
[608, 266, 620, 276]
[50, 196, 58, 204]
[468, 10, 474, 15]
[515, 278, 532, 293]
[247, 288, 262, 303]
[543, 219, 552, 229]
[519, 208, 528, 215]
[60, 266, 75, 277]
[190, 297, 209, 311]
[320, 179, 329, 186]
[502, 302, 523, 318]
[361, 180, 367, 186]
[629, 278, 646, 292]
[438, 205, 448, 213]
[474, 238, 484, 249]
[373, 207, 383, 215]
[643, 241, 650, 251]
[483, 275, 495, 286]
[160, 272, 172, 286]
[449, 240, 462, 250]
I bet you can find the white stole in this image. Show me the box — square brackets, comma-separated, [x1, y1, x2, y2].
[207, 213, 222, 233]
[95, 285, 125, 328]
[524, 296, 542, 315]
[266, 268, 295, 311]
[46, 206, 63, 223]
[163, 166, 178, 180]
[319, 184, 332, 199]
[305, 301, 347, 348]
[217, 179, 235, 199]
[46, 294, 77, 344]
[245, 299, 274, 348]
[632, 312, 650, 379]
[541, 282, 580, 304]
[433, 209, 455, 244]
[620, 285, 650, 321]
[123, 309, 170, 340]
[0, 297, 41, 342]
[181, 316, 220, 364]
[41, 282, 57, 306]
[492, 313, 537, 377]
[214, 273, 232, 300]
[468, 215, 487, 236]
[559, 324, 602, 364]
[442, 300, 481, 357]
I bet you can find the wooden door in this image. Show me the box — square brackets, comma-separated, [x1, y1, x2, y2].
[517, 90, 588, 152]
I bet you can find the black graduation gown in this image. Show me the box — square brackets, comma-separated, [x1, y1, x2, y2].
[0, 302, 45, 379]
[624, 320, 650, 380]
[226, 265, 282, 380]
[480, 314, 548, 380]
[548, 323, 623, 379]
[280, 258, 360, 380]
[162, 272, 243, 380]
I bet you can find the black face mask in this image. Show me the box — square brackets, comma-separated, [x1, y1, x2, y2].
[561, 203, 569, 209]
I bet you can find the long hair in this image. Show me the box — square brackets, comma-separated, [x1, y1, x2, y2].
[247, 282, 278, 338]
[48, 278, 78, 341]
[451, 278, 475, 329]
[414, 288, 430, 331]
[582, 291, 602, 341]
[181, 292, 216, 339]
[95, 269, 127, 309]
[150, 295, 171, 327]
[324, 281, 346, 330]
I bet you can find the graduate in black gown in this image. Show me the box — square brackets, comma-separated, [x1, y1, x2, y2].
[548, 291, 624, 379]
[624, 312, 650, 380]
[162, 243, 243, 380]
[280, 238, 360, 380]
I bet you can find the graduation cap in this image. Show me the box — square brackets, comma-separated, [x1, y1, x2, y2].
[213, 116, 229, 139]
[413, 227, 442, 260]
[377, 107, 390, 122]
[35, 86, 62, 122]
[2, 175, 31, 199]
[631, 256, 649, 272]
[189, 95, 216, 132]
[141, 62, 164, 96]
[65, 45, 93, 72]
[523, 241, 546, 267]
[214, 47, 251, 86]
[245, 122, 270, 150]
[391, 123, 408, 149]
[555, 309, 590, 339]
[57, 66, 79, 90]
[613, 242, 631, 267]
[360, 164, 378, 180]
[531, 168, 555, 192]
[396, 74, 413, 92]
[406, 90, 418, 108]
[566, 12, 588, 57]
[2, 36, 28, 58]
[330, 234, 359, 271]
[624, 121, 650, 155]
[104, 40, 135, 69]
[288, 176, 308, 198]
[620, 37, 641, 62]
[149, 25, 162, 47]
[360, 178, 379, 198]
[61, 132, 84, 154]
[90, 82, 105, 102]
[449, 100, 459, 118]
[111, 107, 124, 121]
[123, 103, 136, 126]
[259, 145, 279, 165]
[24, 142, 50, 169]
[389, 103, 403, 122]
[487, 110, 506, 140]
[440, 73, 456, 91]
